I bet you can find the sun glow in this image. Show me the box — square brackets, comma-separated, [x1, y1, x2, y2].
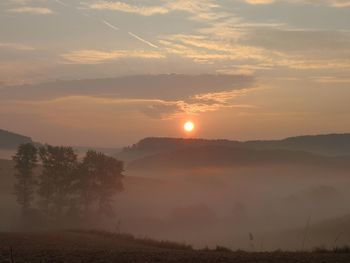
[184, 121, 195, 132]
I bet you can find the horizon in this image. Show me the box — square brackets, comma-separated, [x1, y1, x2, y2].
[3, 126, 350, 149]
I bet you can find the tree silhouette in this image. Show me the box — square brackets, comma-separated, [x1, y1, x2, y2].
[13, 143, 38, 214]
[38, 145, 78, 219]
[12, 143, 125, 227]
[78, 150, 124, 216]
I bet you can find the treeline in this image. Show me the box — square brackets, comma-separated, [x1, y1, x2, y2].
[13, 143, 124, 228]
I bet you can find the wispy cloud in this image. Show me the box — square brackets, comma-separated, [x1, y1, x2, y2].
[0, 42, 35, 51]
[243, 0, 276, 4]
[242, 0, 350, 7]
[159, 34, 267, 63]
[85, 0, 223, 21]
[193, 87, 263, 104]
[159, 28, 350, 71]
[7, 7, 53, 15]
[1, 73, 257, 118]
[88, 1, 169, 16]
[62, 49, 165, 64]
[15, 91, 257, 119]
[310, 76, 350, 83]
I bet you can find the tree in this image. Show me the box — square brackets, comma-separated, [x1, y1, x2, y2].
[38, 145, 78, 218]
[78, 151, 124, 216]
[13, 143, 38, 213]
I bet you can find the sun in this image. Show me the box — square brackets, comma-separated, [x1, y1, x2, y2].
[184, 121, 195, 132]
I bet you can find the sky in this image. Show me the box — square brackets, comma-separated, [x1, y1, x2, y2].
[0, 0, 350, 147]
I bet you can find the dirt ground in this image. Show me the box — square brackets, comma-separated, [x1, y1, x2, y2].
[1, 231, 350, 263]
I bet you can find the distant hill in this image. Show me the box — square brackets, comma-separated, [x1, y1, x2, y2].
[118, 134, 350, 170]
[0, 129, 122, 158]
[0, 129, 34, 149]
[0, 159, 14, 193]
[118, 137, 241, 162]
[245, 134, 350, 156]
[127, 144, 350, 171]
[118, 134, 350, 164]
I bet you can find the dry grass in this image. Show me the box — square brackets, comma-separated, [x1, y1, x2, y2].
[313, 245, 350, 254]
[1, 231, 350, 262]
[68, 229, 193, 251]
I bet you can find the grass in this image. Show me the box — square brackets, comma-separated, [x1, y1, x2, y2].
[200, 245, 234, 253]
[2, 232, 350, 263]
[68, 229, 193, 251]
[313, 245, 350, 254]
[69, 229, 350, 254]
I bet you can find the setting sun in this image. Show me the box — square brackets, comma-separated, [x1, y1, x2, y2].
[184, 121, 195, 132]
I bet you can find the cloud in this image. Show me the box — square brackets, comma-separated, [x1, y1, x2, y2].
[0, 74, 256, 118]
[244, 0, 275, 4]
[193, 87, 262, 104]
[244, 29, 350, 53]
[62, 49, 165, 64]
[242, 0, 350, 7]
[1, 74, 253, 100]
[310, 76, 350, 83]
[158, 27, 350, 72]
[13, 91, 257, 119]
[0, 61, 52, 86]
[159, 34, 270, 64]
[85, 0, 223, 21]
[0, 42, 35, 51]
[87, 1, 169, 16]
[166, 0, 223, 21]
[7, 7, 53, 14]
[330, 0, 350, 7]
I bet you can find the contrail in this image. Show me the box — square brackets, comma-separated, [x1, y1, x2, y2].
[102, 20, 120, 31]
[128, 32, 159, 49]
[54, 0, 68, 7]
[52, 0, 159, 49]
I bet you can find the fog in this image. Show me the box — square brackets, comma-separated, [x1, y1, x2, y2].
[99, 164, 350, 250]
[1, 154, 350, 251]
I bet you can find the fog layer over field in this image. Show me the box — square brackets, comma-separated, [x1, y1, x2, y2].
[114, 164, 350, 250]
[1, 136, 350, 251]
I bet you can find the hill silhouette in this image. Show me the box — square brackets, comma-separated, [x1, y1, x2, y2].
[127, 144, 350, 171]
[0, 129, 34, 149]
[117, 134, 350, 170]
[245, 134, 350, 156]
[119, 138, 241, 162]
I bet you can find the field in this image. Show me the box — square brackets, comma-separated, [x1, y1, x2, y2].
[1, 231, 350, 263]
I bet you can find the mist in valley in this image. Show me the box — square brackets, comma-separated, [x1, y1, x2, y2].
[114, 164, 350, 250]
[1, 135, 350, 252]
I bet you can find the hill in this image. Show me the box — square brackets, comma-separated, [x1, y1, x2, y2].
[127, 144, 350, 171]
[245, 134, 350, 156]
[0, 129, 34, 149]
[118, 137, 241, 162]
[117, 134, 350, 169]
[0, 159, 14, 193]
